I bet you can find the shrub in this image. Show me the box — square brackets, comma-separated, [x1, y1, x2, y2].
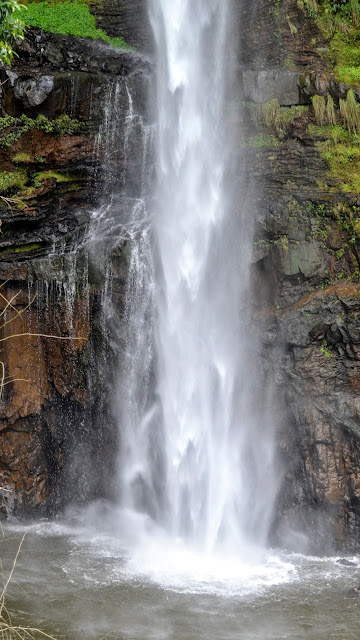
[0, 0, 25, 65]
[0, 114, 82, 148]
[0, 170, 27, 194]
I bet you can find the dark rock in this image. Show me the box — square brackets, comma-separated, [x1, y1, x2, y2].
[12, 74, 54, 107]
[243, 70, 301, 105]
[336, 558, 357, 566]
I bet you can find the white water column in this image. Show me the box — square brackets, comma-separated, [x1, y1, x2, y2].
[118, 0, 279, 556]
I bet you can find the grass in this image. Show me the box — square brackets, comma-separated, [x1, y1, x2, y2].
[247, 99, 308, 137]
[316, 136, 360, 192]
[311, 90, 360, 133]
[0, 533, 58, 639]
[307, 91, 360, 193]
[19, 1, 130, 49]
[339, 88, 360, 133]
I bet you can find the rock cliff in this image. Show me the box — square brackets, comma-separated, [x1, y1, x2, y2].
[239, 0, 360, 552]
[0, 19, 152, 516]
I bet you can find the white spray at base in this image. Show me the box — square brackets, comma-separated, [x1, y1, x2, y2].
[110, 0, 292, 590]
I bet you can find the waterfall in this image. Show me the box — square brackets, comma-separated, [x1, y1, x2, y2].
[115, 0, 280, 559]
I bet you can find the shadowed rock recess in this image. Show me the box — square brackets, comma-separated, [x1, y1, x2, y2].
[0, 0, 360, 552]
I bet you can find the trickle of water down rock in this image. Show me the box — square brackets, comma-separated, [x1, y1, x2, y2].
[116, 0, 280, 559]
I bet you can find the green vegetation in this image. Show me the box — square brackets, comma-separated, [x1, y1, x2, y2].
[304, 199, 360, 280]
[35, 170, 75, 183]
[311, 90, 360, 133]
[246, 99, 308, 137]
[0, 113, 82, 148]
[309, 91, 360, 192]
[320, 339, 333, 357]
[339, 88, 360, 132]
[0, 0, 25, 65]
[317, 137, 360, 191]
[0, 163, 78, 209]
[0, 240, 43, 254]
[19, 0, 129, 49]
[12, 152, 31, 163]
[333, 201, 360, 242]
[0, 170, 27, 194]
[335, 65, 360, 85]
[311, 94, 336, 126]
[243, 133, 280, 148]
[304, 0, 360, 34]
[302, 1, 360, 86]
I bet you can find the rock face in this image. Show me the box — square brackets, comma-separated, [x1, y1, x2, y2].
[93, 0, 153, 54]
[237, 0, 360, 552]
[0, 0, 360, 554]
[0, 26, 152, 517]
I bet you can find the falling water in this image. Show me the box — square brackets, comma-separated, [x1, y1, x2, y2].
[116, 0, 280, 563]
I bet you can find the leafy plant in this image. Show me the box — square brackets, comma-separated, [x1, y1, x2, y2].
[0, 0, 25, 65]
[320, 339, 333, 357]
[0, 114, 82, 148]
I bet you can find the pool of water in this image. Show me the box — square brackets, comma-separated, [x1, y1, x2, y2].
[2, 517, 360, 640]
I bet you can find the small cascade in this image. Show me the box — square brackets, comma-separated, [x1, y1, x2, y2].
[27, 252, 90, 341]
[89, 77, 155, 251]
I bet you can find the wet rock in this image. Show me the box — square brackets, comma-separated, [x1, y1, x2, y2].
[44, 42, 65, 67]
[92, 0, 153, 53]
[336, 558, 357, 566]
[243, 69, 301, 105]
[7, 71, 54, 107]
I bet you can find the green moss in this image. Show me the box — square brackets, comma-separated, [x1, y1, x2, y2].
[335, 66, 360, 86]
[244, 133, 280, 148]
[307, 123, 351, 143]
[0, 170, 27, 194]
[0, 114, 82, 149]
[304, 2, 360, 87]
[317, 138, 360, 191]
[20, 1, 130, 49]
[0, 243, 41, 256]
[35, 170, 75, 183]
[14, 243, 41, 253]
[12, 152, 31, 163]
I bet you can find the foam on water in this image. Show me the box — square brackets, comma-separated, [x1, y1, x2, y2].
[123, 536, 297, 596]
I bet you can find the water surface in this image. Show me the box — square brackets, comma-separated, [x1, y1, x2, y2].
[2, 520, 359, 640]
